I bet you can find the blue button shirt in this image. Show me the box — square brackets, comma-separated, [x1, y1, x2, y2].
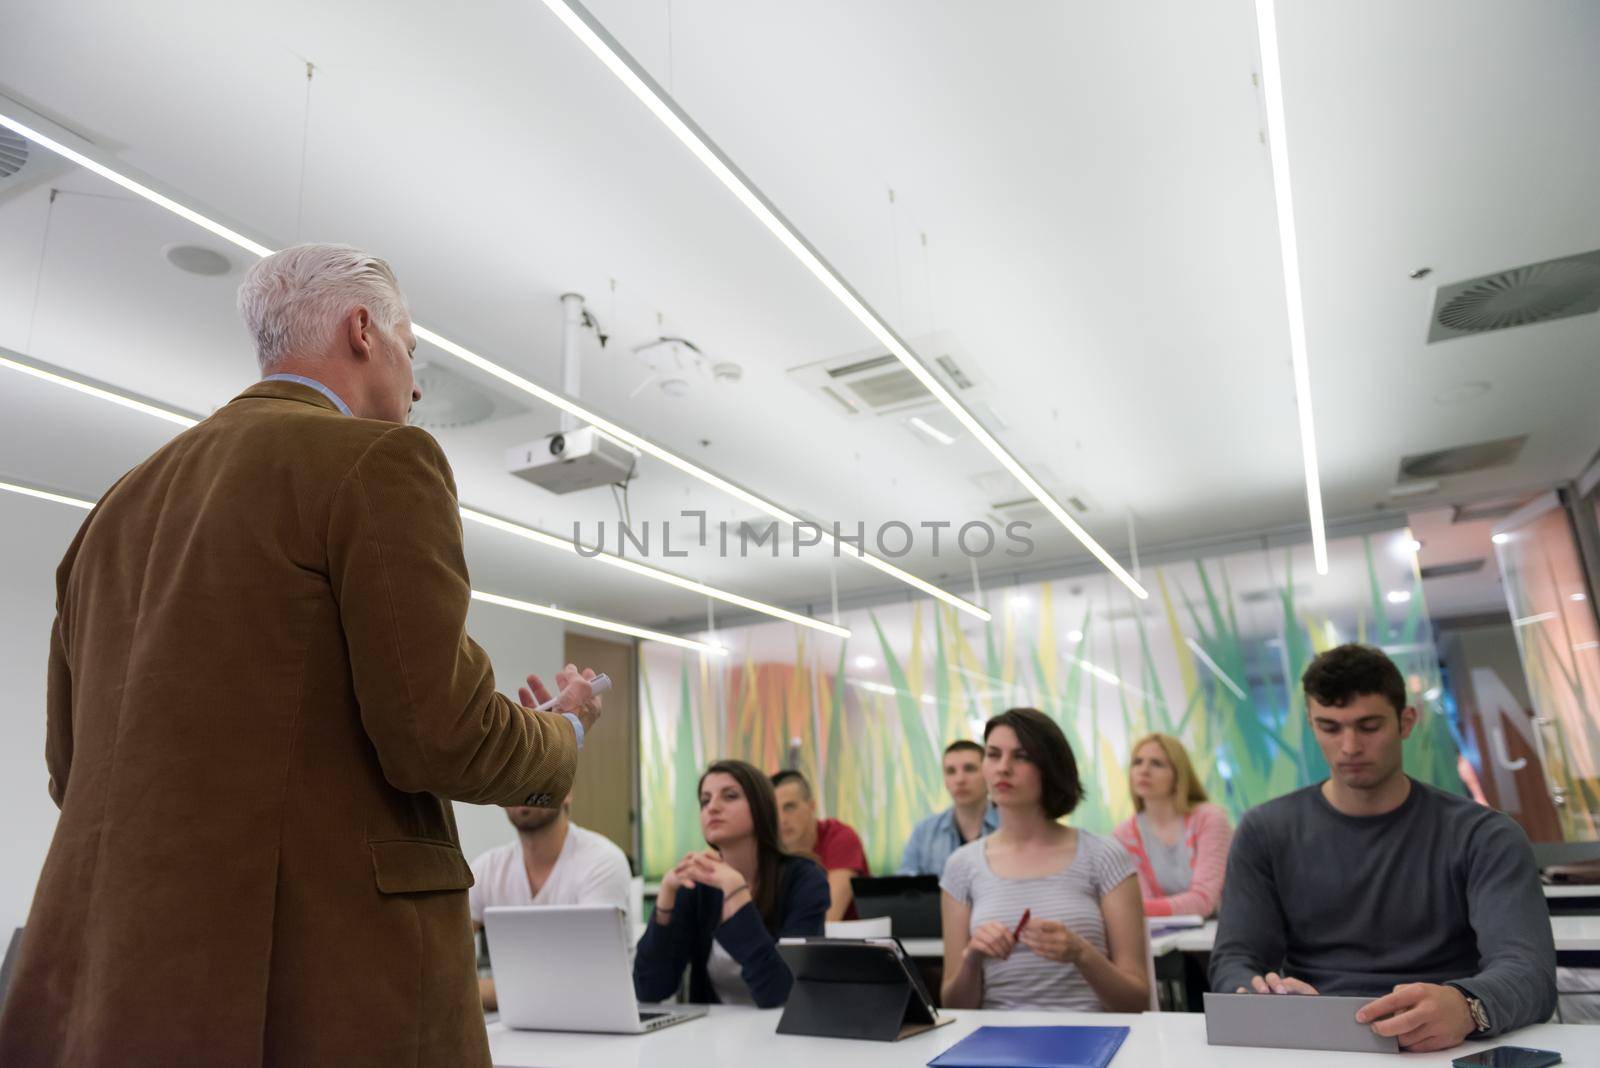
[261, 372, 584, 749]
[262, 373, 353, 416]
[898, 803, 1000, 876]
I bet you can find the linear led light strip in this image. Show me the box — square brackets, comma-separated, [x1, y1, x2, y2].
[0, 346, 847, 637]
[0, 479, 723, 654]
[1254, 0, 1329, 576]
[534, 0, 1149, 602]
[0, 105, 986, 622]
[458, 506, 849, 637]
[0, 353, 199, 428]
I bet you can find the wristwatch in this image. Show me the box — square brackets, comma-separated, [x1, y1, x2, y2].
[1450, 985, 1491, 1035]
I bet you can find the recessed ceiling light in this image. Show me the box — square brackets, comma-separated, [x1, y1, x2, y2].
[162, 242, 232, 276]
[1491, 532, 1512, 545]
[854, 655, 876, 670]
[1573, 593, 1589, 603]
[1067, 630, 1084, 643]
[1434, 381, 1492, 406]
[1386, 589, 1412, 604]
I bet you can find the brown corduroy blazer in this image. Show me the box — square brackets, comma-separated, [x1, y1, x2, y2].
[0, 379, 578, 1066]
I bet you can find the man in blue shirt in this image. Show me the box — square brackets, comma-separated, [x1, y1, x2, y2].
[899, 740, 999, 876]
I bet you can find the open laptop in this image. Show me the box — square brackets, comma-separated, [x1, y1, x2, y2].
[482, 905, 706, 1034]
[1204, 992, 1398, 1054]
[850, 875, 942, 937]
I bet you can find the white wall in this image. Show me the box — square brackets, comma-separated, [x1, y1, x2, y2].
[0, 490, 565, 931]
[0, 493, 82, 933]
[454, 601, 567, 864]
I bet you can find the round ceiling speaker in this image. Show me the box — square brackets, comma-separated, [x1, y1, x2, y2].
[162, 243, 233, 276]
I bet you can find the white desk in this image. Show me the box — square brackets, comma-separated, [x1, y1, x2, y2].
[487, 1005, 1598, 1067]
[1546, 883, 1600, 899]
[1144, 916, 1600, 956]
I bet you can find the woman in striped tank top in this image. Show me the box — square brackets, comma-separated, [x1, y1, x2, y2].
[939, 708, 1151, 1012]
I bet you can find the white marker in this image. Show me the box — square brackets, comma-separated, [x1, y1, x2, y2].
[534, 672, 611, 711]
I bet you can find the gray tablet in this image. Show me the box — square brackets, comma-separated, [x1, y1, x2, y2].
[1204, 991, 1400, 1054]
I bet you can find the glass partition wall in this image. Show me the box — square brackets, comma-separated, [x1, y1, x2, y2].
[638, 526, 1464, 876]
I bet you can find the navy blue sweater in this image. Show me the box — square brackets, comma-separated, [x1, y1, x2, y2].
[633, 855, 827, 1007]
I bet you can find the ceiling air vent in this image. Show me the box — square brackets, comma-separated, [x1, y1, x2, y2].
[1398, 435, 1526, 480]
[0, 125, 67, 203]
[409, 360, 528, 430]
[1451, 497, 1524, 524]
[1427, 250, 1600, 342]
[788, 334, 987, 418]
[1420, 559, 1486, 580]
[0, 129, 26, 179]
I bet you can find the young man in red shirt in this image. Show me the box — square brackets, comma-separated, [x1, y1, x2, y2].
[771, 770, 870, 920]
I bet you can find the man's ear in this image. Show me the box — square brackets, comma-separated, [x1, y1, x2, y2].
[345, 306, 375, 361]
[1398, 705, 1419, 740]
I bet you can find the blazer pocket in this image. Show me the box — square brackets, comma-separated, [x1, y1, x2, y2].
[369, 838, 475, 894]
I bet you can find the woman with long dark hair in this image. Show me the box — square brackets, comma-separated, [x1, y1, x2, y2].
[633, 759, 828, 1007]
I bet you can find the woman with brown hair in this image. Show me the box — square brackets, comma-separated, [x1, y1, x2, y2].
[1112, 732, 1233, 918]
[940, 709, 1150, 1012]
[633, 759, 828, 1007]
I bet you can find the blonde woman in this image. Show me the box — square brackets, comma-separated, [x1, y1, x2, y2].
[1112, 733, 1232, 918]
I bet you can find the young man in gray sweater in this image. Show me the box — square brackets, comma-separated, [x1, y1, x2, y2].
[1209, 643, 1556, 1053]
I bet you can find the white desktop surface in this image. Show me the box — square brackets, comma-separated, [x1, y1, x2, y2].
[1143, 916, 1600, 955]
[867, 915, 1600, 958]
[487, 1005, 1597, 1068]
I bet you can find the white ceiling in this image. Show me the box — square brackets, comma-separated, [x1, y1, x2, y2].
[1, 0, 1596, 633]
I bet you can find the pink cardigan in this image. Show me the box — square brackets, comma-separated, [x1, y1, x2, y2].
[1112, 802, 1233, 918]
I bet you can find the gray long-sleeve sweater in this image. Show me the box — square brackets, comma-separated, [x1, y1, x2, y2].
[1208, 778, 1556, 1037]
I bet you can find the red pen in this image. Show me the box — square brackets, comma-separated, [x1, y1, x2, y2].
[1013, 909, 1031, 939]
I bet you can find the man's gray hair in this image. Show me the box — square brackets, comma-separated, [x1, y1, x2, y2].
[237, 243, 409, 370]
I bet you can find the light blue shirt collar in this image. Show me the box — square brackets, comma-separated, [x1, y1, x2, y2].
[262, 373, 353, 417]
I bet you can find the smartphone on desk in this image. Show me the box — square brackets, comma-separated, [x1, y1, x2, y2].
[1452, 1046, 1561, 1067]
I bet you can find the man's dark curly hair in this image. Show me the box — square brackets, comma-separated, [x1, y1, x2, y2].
[1301, 643, 1406, 718]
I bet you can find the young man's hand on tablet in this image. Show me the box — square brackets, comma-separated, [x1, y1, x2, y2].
[1236, 971, 1319, 995]
[1355, 982, 1474, 1053]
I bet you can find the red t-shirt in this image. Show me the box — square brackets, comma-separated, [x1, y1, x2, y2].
[813, 817, 870, 919]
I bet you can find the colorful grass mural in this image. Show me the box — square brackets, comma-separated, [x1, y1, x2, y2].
[640, 535, 1465, 877]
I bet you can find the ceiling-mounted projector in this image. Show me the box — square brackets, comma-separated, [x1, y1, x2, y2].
[506, 427, 636, 494]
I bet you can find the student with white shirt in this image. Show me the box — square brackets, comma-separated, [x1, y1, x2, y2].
[470, 793, 632, 1010]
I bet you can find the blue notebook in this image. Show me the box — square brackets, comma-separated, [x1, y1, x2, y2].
[927, 1025, 1130, 1068]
